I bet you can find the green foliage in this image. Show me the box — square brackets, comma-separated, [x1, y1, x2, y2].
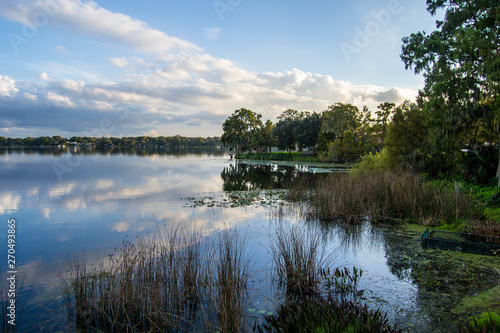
[320, 131, 363, 163]
[355, 149, 394, 173]
[274, 112, 298, 153]
[323, 267, 363, 295]
[460, 312, 500, 333]
[295, 112, 321, 151]
[461, 145, 499, 185]
[385, 100, 430, 173]
[318, 103, 363, 162]
[221, 108, 263, 155]
[401, 0, 500, 184]
[321, 103, 361, 140]
[374, 102, 396, 148]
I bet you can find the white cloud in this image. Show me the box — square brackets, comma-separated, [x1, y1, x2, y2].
[55, 45, 68, 54]
[0, 0, 201, 54]
[38, 72, 52, 81]
[0, 0, 418, 137]
[0, 75, 19, 97]
[23, 92, 38, 100]
[143, 128, 159, 137]
[46, 91, 75, 107]
[204, 27, 222, 41]
[110, 57, 130, 68]
[41, 207, 52, 219]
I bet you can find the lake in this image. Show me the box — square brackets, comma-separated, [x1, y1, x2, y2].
[0, 147, 493, 332]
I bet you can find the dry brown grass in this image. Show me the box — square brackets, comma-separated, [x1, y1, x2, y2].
[289, 170, 484, 226]
[268, 224, 337, 297]
[61, 227, 251, 332]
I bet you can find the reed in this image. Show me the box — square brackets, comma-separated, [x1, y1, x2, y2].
[256, 294, 402, 333]
[463, 220, 500, 243]
[289, 170, 484, 226]
[61, 227, 252, 332]
[268, 224, 337, 297]
[213, 231, 251, 333]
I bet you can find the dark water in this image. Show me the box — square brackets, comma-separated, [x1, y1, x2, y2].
[0, 147, 496, 332]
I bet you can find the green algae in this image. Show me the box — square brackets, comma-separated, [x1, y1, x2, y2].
[453, 284, 500, 315]
[380, 222, 500, 331]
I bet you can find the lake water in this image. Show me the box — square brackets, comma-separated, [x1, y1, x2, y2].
[0, 147, 475, 332]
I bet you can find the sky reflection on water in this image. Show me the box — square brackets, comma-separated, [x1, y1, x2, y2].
[0, 148, 429, 331]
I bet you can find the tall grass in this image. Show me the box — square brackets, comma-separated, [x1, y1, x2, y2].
[256, 295, 402, 333]
[214, 231, 251, 333]
[289, 170, 484, 226]
[61, 227, 251, 332]
[268, 224, 339, 297]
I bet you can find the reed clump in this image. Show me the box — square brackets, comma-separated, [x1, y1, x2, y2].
[256, 294, 401, 333]
[289, 170, 484, 225]
[61, 228, 251, 332]
[268, 224, 341, 297]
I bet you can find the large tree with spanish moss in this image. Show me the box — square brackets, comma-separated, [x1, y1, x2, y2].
[401, 0, 499, 184]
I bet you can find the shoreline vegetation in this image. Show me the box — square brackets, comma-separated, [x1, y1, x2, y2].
[61, 224, 405, 333]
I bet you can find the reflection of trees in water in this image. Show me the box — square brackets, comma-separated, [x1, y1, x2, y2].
[306, 219, 386, 257]
[220, 162, 314, 192]
[0, 146, 228, 157]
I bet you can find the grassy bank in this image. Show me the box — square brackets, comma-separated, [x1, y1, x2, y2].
[236, 152, 321, 163]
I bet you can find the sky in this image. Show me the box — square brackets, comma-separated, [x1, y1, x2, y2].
[0, 0, 443, 138]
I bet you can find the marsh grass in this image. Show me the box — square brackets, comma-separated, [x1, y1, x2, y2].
[256, 295, 402, 333]
[459, 312, 500, 332]
[214, 231, 251, 333]
[268, 224, 340, 297]
[464, 220, 500, 242]
[61, 227, 251, 332]
[289, 170, 484, 226]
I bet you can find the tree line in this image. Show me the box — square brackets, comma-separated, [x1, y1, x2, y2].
[223, 0, 499, 186]
[221, 102, 405, 162]
[222, 96, 497, 184]
[0, 135, 223, 148]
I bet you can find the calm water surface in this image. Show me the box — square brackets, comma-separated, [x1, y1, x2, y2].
[0, 147, 434, 331]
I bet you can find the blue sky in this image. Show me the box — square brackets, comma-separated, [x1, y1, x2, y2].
[0, 0, 442, 138]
